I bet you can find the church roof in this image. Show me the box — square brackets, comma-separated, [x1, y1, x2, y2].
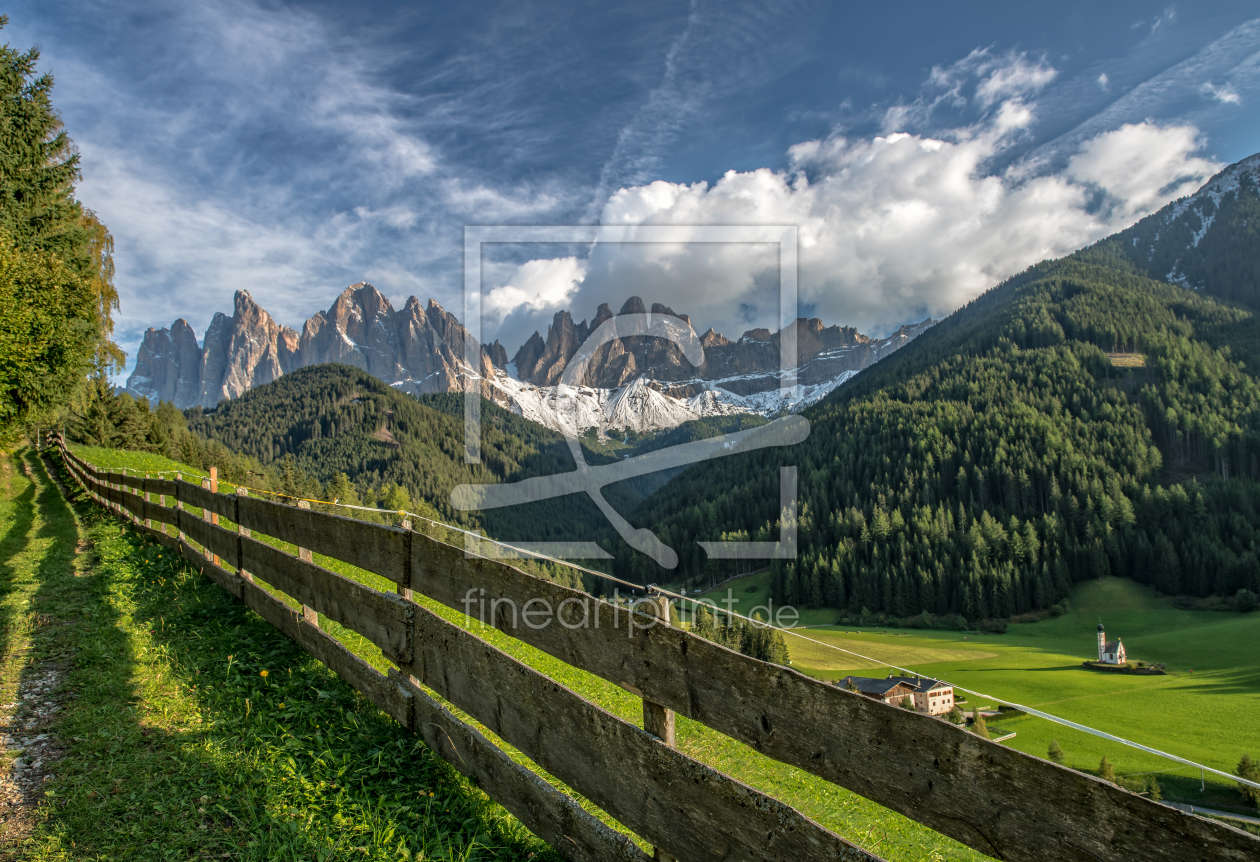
[1104, 639, 1123, 652]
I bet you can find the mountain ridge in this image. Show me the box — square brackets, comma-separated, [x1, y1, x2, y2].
[127, 284, 934, 434]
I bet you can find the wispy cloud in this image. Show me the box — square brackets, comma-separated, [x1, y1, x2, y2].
[1201, 80, 1242, 103]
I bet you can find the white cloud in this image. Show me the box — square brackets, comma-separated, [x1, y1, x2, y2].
[1201, 80, 1242, 104]
[508, 113, 1222, 342]
[484, 257, 587, 322]
[975, 55, 1058, 107]
[1067, 123, 1220, 221]
[1098, 72, 1110, 90]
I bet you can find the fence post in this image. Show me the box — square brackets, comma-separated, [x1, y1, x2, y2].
[144, 472, 152, 530]
[236, 488, 252, 584]
[201, 475, 219, 567]
[297, 500, 318, 627]
[175, 474, 185, 544]
[398, 519, 413, 602]
[641, 593, 676, 862]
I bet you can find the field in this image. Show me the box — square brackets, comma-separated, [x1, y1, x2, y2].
[40, 444, 995, 861]
[696, 571, 1260, 811]
[16, 442, 1259, 859]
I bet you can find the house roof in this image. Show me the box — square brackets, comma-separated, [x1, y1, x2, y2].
[840, 676, 917, 698]
[886, 675, 951, 693]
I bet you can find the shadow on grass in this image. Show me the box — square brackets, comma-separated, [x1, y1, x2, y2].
[0, 454, 39, 651]
[30, 447, 559, 861]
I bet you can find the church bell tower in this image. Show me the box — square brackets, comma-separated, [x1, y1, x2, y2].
[1097, 622, 1105, 661]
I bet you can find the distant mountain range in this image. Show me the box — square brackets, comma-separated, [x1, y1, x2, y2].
[126, 285, 934, 434]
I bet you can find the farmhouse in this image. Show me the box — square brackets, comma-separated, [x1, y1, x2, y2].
[1096, 623, 1126, 665]
[839, 674, 956, 715]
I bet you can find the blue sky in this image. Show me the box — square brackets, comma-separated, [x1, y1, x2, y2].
[8, 1, 1260, 376]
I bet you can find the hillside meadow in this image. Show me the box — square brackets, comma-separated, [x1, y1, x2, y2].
[57, 444, 993, 861]
[695, 572, 1260, 811]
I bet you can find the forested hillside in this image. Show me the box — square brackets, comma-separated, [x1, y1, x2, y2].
[185, 365, 577, 521]
[625, 240, 1260, 619]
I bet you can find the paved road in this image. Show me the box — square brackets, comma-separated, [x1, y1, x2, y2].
[1166, 802, 1260, 826]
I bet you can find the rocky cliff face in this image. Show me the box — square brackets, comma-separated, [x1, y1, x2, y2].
[509, 295, 931, 399]
[127, 283, 496, 409]
[126, 283, 933, 434]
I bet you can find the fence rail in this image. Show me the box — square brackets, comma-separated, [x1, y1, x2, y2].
[51, 437, 1260, 862]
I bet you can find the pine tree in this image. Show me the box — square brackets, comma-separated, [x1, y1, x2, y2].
[0, 17, 119, 439]
[1098, 756, 1116, 783]
[972, 711, 990, 739]
[1238, 753, 1260, 806]
[1047, 739, 1064, 764]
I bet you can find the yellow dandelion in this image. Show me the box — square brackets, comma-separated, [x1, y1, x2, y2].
[260, 670, 269, 678]
[277, 702, 285, 709]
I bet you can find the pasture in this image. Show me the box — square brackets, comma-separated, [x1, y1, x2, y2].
[697, 572, 1260, 811]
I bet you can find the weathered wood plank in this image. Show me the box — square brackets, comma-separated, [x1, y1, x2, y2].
[230, 562, 644, 862]
[176, 479, 236, 520]
[113, 472, 145, 491]
[120, 488, 146, 521]
[240, 536, 411, 663]
[410, 534, 1260, 862]
[144, 477, 178, 498]
[177, 509, 239, 567]
[390, 670, 652, 862]
[295, 620, 413, 728]
[236, 495, 407, 584]
[143, 499, 178, 529]
[404, 603, 882, 862]
[181, 539, 244, 598]
[241, 577, 299, 637]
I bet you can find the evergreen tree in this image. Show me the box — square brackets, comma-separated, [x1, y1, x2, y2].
[1047, 739, 1064, 764]
[1238, 753, 1260, 806]
[0, 17, 120, 440]
[946, 705, 964, 724]
[972, 712, 989, 739]
[1098, 757, 1116, 783]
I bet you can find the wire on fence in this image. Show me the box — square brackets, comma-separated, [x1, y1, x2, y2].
[62, 446, 1260, 792]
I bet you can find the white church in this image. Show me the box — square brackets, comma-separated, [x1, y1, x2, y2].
[1096, 623, 1126, 665]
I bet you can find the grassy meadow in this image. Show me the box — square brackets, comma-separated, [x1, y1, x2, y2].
[52, 444, 992, 861]
[24, 442, 1259, 859]
[694, 571, 1260, 811]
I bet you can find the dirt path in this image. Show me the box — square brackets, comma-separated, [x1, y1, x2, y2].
[0, 449, 81, 856]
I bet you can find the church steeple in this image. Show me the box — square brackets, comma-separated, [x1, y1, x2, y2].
[1097, 621, 1105, 662]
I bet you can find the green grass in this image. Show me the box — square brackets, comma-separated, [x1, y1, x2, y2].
[1, 446, 558, 861]
[51, 445, 989, 861]
[759, 574, 1260, 813]
[60, 444, 1260, 851]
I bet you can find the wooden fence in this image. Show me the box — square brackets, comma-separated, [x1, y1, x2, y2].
[51, 437, 1260, 862]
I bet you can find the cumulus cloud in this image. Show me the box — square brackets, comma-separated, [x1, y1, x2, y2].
[1066, 123, 1220, 221]
[484, 257, 587, 322]
[492, 110, 1220, 342]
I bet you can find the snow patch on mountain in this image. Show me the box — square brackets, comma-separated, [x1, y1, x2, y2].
[481, 367, 862, 437]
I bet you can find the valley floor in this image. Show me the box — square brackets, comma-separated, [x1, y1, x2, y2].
[695, 572, 1260, 814]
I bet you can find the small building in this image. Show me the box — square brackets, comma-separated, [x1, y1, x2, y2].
[839, 674, 956, 715]
[1096, 623, 1126, 665]
[839, 676, 917, 707]
[888, 675, 956, 715]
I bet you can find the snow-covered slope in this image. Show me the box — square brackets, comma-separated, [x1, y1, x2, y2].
[481, 366, 863, 436]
